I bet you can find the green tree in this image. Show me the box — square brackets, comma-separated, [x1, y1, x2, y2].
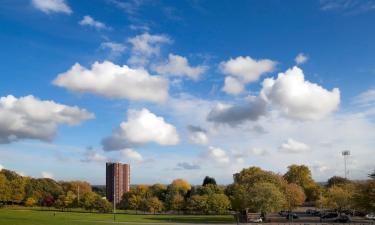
[128, 194, 143, 214]
[203, 176, 217, 186]
[149, 184, 167, 201]
[0, 174, 10, 202]
[82, 192, 97, 212]
[146, 197, 164, 214]
[208, 193, 230, 214]
[353, 179, 375, 212]
[187, 195, 209, 214]
[93, 196, 112, 213]
[327, 176, 350, 188]
[248, 182, 285, 218]
[197, 184, 223, 196]
[167, 193, 185, 214]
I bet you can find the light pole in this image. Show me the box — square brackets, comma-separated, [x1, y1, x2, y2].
[342, 150, 350, 179]
[113, 177, 116, 221]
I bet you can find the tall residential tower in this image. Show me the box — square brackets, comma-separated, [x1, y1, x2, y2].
[106, 162, 130, 204]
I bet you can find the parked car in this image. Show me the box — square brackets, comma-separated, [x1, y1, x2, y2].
[286, 213, 299, 219]
[321, 212, 339, 219]
[334, 215, 351, 223]
[366, 214, 375, 220]
[279, 210, 290, 216]
[312, 210, 322, 216]
[249, 217, 263, 223]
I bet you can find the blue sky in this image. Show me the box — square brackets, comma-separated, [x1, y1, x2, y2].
[1, 0, 375, 185]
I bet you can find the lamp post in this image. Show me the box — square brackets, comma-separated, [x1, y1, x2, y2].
[342, 150, 350, 179]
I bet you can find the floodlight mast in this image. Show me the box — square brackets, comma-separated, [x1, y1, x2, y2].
[342, 150, 350, 179]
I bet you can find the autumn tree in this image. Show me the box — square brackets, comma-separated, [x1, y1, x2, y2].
[146, 197, 164, 214]
[128, 194, 143, 214]
[284, 165, 320, 201]
[284, 183, 306, 210]
[353, 179, 375, 212]
[171, 179, 191, 194]
[322, 185, 352, 212]
[231, 167, 287, 214]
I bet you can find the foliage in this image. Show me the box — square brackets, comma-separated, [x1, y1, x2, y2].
[353, 179, 375, 212]
[321, 185, 353, 211]
[327, 176, 350, 187]
[284, 164, 320, 201]
[146, 197, 164, 213]
[284, 183, 305, 210]
[208, 193, 230, 214]
[203, 176, 217, 186]
[170, 179, 191, 194]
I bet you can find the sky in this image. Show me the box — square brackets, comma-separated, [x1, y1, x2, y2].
[0, 0, 375, 185]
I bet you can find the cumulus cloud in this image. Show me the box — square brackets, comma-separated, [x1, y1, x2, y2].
[154, 54, 207, 80]
[219, 56, 276, 94]
[81, 149, 107, 163]
[128, 33, 171, 66]
[100, 42, 126, 57]
[207, 96, 267, 126]
[175, 162, 200, 170]
[0, 95, 94, 144]
[222, 76, 244, 95]
[102, 108, 179, 150]
[79, 15, 108, 30]
[279, 138, 310, 153]
[53, 61, 168, 103]
[120, 148, 143, 163]
[31, 0, 72, 14]
[295, 53, 308, 65]
[261, 66, 340, 120]
[41, 171, 54, 179]
[205, 146, 230, 164]
[187, 125, 208, 145]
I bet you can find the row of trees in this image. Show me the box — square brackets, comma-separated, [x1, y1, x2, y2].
[119, 176, 231, 214]
[0, 169, 111, 212]
[0, 166, 374, 215]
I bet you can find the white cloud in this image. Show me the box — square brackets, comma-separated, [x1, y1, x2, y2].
[220, 55, 276, 86]
[102, 108, 179, 150]
[31, 0, 72, 14]
[81, 149, 107, 163]
[41, 171, 54, 179]
[207, 96, 267, 125]
[79, 15, 108, 30]
[295, 53, 308, 65]
[205, 146, 230, 164]
[128, 33, 171, 66]
[222, 76, 244, 95]
[353, 88, 375, 107]
[100, 42, 126, 57]
[154, 54, 207, 80]
[53, 61, 168, 103]
[261, 66, 340, 120]
[279, 138, 310, 153]
[120, 148, 143, 163]
[0, 164, 3, 171]
[0, 95, 94, 144]
[187, 125, 208, 145]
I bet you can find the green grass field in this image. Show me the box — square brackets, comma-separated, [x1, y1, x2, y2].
[0, 209, 235, 225]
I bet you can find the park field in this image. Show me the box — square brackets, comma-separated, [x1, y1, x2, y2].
[0, 209, 235, 225]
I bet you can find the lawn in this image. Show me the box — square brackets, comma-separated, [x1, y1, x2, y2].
[0, 209, 235, 225]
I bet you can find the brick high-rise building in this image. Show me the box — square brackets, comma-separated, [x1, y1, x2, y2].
[106, 162, 130, 204]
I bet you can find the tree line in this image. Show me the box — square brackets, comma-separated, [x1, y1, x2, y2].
[0, 169, 112, 212]
[0, 165, 374, 215]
